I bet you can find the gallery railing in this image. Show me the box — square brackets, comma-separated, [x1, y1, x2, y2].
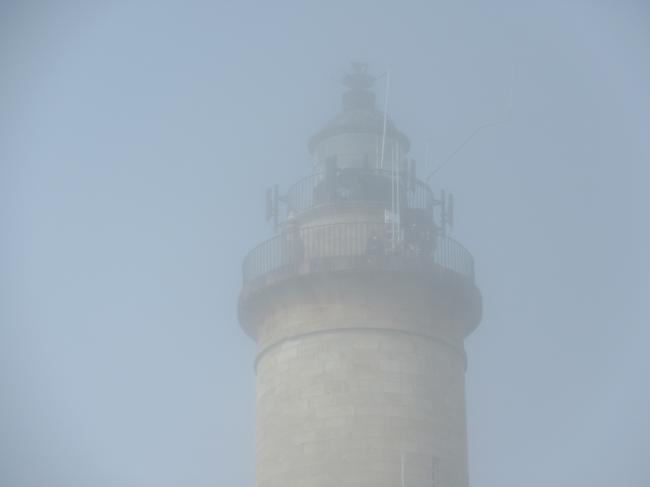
[242, 221, 474, 285]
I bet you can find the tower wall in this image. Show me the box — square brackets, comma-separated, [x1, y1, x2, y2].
[241, 273, 479, 487]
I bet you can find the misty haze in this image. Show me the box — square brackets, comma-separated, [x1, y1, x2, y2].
[1, 2, 648, 487]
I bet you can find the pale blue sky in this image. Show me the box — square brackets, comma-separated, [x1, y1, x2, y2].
[1, 1, 649, 486]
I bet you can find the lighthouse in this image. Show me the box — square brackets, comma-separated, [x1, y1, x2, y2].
[239, 63, 482, 487]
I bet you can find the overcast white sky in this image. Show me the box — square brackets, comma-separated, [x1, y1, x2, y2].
[1, 1, 649, 486]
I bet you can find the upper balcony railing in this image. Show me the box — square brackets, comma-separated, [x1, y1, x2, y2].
[242, 221, 474, 286]
[283, 168, 435, 219]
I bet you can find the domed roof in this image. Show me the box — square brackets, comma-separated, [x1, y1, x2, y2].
[308, 63, 411, 154]
[308, 109, 410, 154]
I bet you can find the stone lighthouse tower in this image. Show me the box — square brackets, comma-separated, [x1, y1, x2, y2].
[239, 64, 482, 487]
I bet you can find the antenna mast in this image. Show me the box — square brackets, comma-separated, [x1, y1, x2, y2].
[379, 71, 390, 169]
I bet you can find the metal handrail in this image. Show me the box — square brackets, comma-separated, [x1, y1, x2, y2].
[242, 221, 474, 285]
[284, 168, 435, 217]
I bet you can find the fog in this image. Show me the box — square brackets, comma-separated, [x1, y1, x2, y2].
[1, 1, 649, 486]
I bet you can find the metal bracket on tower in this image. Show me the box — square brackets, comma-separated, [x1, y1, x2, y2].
[439, 190, 455, 235]
[265, 184, 280, 231]
[407, 158, 417, 192]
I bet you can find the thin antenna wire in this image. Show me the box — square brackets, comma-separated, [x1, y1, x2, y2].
[396, 139, 401, 243]
[425, 64, 515, 183]
[424, 142, 430, 177]
[390, 143, 393, 240]
[391, 143, 396, 249]
[379, 71, 390, 169]
[376, 134, 380, 169]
